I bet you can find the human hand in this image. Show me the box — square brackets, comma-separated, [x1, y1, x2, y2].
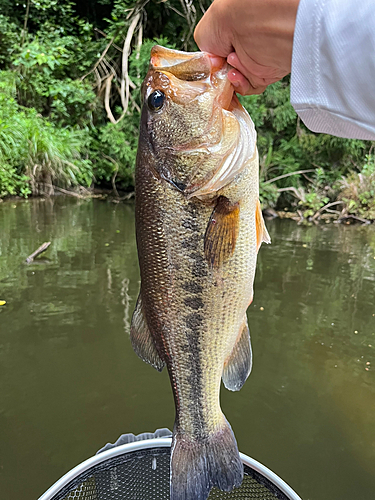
[194, 0, 300, 95]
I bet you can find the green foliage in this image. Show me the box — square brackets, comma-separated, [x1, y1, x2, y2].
[0, 166, 30, 198]
[0, 0, 373, 219]
[0, 15, 19, 67]
[259, 182, 279, 208]
[20, 1, 80, 34]
[93, 118, 138, 187]
[338, 155, 375, 220]
[299, 192, 330, 218]
[13, 30, 98, 126]
[0, 70, 93, 197]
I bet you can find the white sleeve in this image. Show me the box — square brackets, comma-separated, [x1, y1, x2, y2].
[290, 0, 375, 140]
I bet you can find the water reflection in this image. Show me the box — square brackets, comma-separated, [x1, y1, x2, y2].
[0, 198, 374, 500]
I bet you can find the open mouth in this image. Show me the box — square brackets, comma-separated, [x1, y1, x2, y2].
[150, 45, 235, 110]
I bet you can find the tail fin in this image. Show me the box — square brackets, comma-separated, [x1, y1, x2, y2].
[170, 419, 243, 500]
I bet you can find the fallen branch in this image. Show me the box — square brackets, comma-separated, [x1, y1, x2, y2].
[42, 184, 87, 198]
[339, 214, 371, 225]
[263, 169, 315, 185]
[277, 186, 306, 202]
[111, 191, 135, 202]
[26, 242, 51, 264]
[311, 201, 345, 221]
[323, 209, 342, 215]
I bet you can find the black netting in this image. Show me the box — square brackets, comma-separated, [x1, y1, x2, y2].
[50, 446, 291, 500]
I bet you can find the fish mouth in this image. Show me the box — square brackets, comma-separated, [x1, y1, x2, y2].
[150, 45, 235, 110]
[151, 46, 211, 80]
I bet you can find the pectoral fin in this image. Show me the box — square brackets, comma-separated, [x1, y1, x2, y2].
[222, 317, 252, 391]
[130, 294, 165, 372]
[255, 199, 271, 251]
[204, 196, 240, 268]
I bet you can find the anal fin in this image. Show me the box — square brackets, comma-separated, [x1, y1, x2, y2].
[204, 196, 240, 268]
[222, 316, 252, 391]
[130, 293, 165, 372]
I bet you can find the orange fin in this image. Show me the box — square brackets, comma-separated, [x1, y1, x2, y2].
[204, 196, 240, 268]
[255, 199, 271, 251]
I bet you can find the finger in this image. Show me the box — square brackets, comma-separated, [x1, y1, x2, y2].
[228, 69, 251, 95]
[227, 52, 246, 73]
[194, 2, 233, 56]
[228, 51, 284, 86]
[228, 69, 267, 95]
[227, 52, 265, 89]
[227, 54, 268, 95]
[244, 85, 268, 96]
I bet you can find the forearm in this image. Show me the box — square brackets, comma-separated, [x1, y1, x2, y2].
[291, 0, 375, 139]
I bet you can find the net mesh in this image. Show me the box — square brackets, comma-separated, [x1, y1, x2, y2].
[50, 446, 290, 500]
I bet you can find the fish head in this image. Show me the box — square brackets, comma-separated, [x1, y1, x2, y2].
[140, 45, 257, 198]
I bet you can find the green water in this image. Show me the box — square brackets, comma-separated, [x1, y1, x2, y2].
[1, 197, 375, 500]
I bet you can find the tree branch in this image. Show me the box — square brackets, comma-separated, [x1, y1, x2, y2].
[263, 169, 315, 185]
[26, 242, 51, 264]
[21, 0, 31, 46]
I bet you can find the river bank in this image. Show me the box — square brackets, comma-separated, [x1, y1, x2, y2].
[1, 190, 374, 226]
[268, 208, 372, 225]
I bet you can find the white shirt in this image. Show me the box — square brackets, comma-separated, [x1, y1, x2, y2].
[291, 0, 375, 140]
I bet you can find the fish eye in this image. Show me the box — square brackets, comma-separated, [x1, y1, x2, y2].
[147, 90, 165, 112]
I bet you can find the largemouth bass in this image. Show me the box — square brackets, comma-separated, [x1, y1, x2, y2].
[130, 45, 270, 500]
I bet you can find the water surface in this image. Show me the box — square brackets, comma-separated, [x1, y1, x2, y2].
[0, 198, 374, 500]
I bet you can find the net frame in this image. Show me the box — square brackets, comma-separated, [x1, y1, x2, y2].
[38, 437, 302, 500]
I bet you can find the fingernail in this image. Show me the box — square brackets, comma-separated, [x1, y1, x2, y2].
[227, 70, 240, 86]
[227, 52, 237, 66]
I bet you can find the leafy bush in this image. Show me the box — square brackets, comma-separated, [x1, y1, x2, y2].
[93, 119, 138, 188]
[0, 0, 373, 219]
[0, 70, 93, 197]
[338, 155, 375, 220]
[0, 15, 19, 67]
[13, 31, 98, 126]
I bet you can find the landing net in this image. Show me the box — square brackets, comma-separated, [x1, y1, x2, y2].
[39, 429, 301, 500]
